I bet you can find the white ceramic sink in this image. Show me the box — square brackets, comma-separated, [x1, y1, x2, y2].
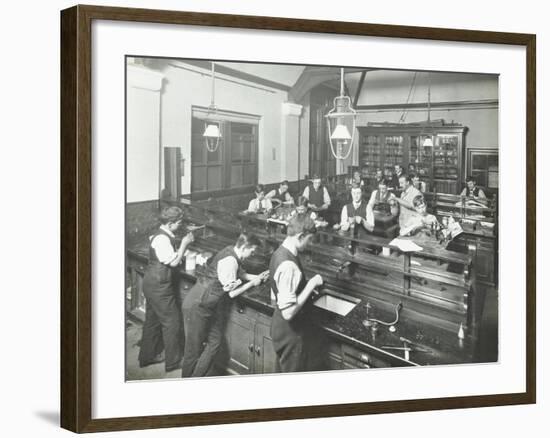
[313, 292, 359, 317]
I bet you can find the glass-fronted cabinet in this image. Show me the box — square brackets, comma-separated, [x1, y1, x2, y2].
[382, 135, 404, 168]
[359, 134, 382, 178]
[357, 121, 467, 195]
[409, 135, 433, 182]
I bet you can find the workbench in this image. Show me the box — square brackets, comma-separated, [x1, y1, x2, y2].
[126, 200, 488, 375]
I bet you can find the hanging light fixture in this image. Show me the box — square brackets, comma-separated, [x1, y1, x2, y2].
[203, 62, 222, 152]
[421, 72, 434, 148]
[326, 68, 357, 160]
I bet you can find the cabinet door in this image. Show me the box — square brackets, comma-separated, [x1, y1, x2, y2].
[326, 341, 344, 370]
[381, 135, 404, 169]
[433, 134, 460, 194]
[475, 239, 495, 284]
[359, 134, 383, 178]
[224, 306, 255, 375]
[409, 135, 433, 186]
[127, 261, 146, 321]
[253, 320, 279, 374]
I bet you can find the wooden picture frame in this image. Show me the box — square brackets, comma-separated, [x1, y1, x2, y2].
[60, 4, 536, 433]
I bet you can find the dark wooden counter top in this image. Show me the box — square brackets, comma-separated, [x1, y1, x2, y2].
[127, 233, 477, 368]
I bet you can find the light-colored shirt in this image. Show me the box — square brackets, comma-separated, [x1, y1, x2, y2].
[413, 181, 427, 193]
[302, 185, 331, 207]
[216, 255, 242, 292]
[271, 241, 303, 310]
[367, 190, 383, 208]
[400, 213, 438, 236]
[247, 197, 273, 212]
[150, 225, 178, 265]
[266, 188, 294, 204]
[398, 185, 422, 229]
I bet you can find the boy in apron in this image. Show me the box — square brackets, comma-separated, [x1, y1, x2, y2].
[181, 233, 268, 377]
[270, 214, 324, 373]
[138, 206, 195, 372]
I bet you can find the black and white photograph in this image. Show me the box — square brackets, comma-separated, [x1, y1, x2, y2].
[125, 57, 499, 381]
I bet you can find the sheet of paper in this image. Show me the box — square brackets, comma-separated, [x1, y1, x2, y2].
[389, 238, 423, 252]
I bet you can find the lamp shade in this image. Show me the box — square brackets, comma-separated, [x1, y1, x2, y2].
[330, 124, 352, 142]
[203, 123, 221, 138]
[422, 136, 434, 147]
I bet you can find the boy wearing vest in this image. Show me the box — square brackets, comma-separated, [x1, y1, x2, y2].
[411, 173, 427, 193]
[367, 180, 393, 214]
[181, 233, 267, 377]
[340, 183, 374, 233]
[270, 214, 324, 373]
[266, 180, 294, 205]
[138, 206, 195, 372]
[302, 174, 331, 217]
[460, 176, 487, 201]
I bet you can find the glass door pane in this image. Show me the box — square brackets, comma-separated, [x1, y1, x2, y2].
[409, 135, 433, 180]
[382, 135, 403, 168]
[434, 135, 459, 180]
[359, 134, 381, 178]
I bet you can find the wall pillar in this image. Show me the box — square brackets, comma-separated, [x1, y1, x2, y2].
[126, 62, 164, 202]
[280, 102, 303, 182]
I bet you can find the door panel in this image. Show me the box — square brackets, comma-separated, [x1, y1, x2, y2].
[253, 321, 279, 374]
[224, 308, 254, 375]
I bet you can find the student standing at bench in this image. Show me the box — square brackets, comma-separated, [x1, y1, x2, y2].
[181, 233, 267, 377]
[138, 206, 194, 372]
[270, 214, 324, 372]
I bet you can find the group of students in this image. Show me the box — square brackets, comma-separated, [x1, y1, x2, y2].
[339, 172, 432, 237]
[247, 176, 332, 218]
[366, 165, 427, 193]
[139, 173, 488, 376]
[139, 206, 324, 376]
[343, 174, 489, 239]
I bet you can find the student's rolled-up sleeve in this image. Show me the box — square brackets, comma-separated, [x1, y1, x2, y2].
[340, 206, 349, 225]
[273, 261, 302, 310]
[151, 235, 178, 265]
[217, 256, 239, 291]
[323, 187, 331, 205]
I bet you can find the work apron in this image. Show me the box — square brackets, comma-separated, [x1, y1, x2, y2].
[139, 230, 182, 371]
[181, 246, 238, 377]
[270, 246, 322, 373]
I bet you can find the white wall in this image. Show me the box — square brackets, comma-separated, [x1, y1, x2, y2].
[126, 64, 164, 202]
[356, 71, 499, 150]
[159, 62, 291, 194]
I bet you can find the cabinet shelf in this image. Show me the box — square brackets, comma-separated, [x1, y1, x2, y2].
[358, 123, 467, 194]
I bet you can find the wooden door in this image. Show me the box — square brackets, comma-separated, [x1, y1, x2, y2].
[227, 123, 258, 189]
[191, 117, 225, 192]
[309, 87, 337, 179]
[163, 147, 181, 200]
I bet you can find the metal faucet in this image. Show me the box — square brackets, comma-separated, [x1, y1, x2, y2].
[336, 261, 352, 278]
